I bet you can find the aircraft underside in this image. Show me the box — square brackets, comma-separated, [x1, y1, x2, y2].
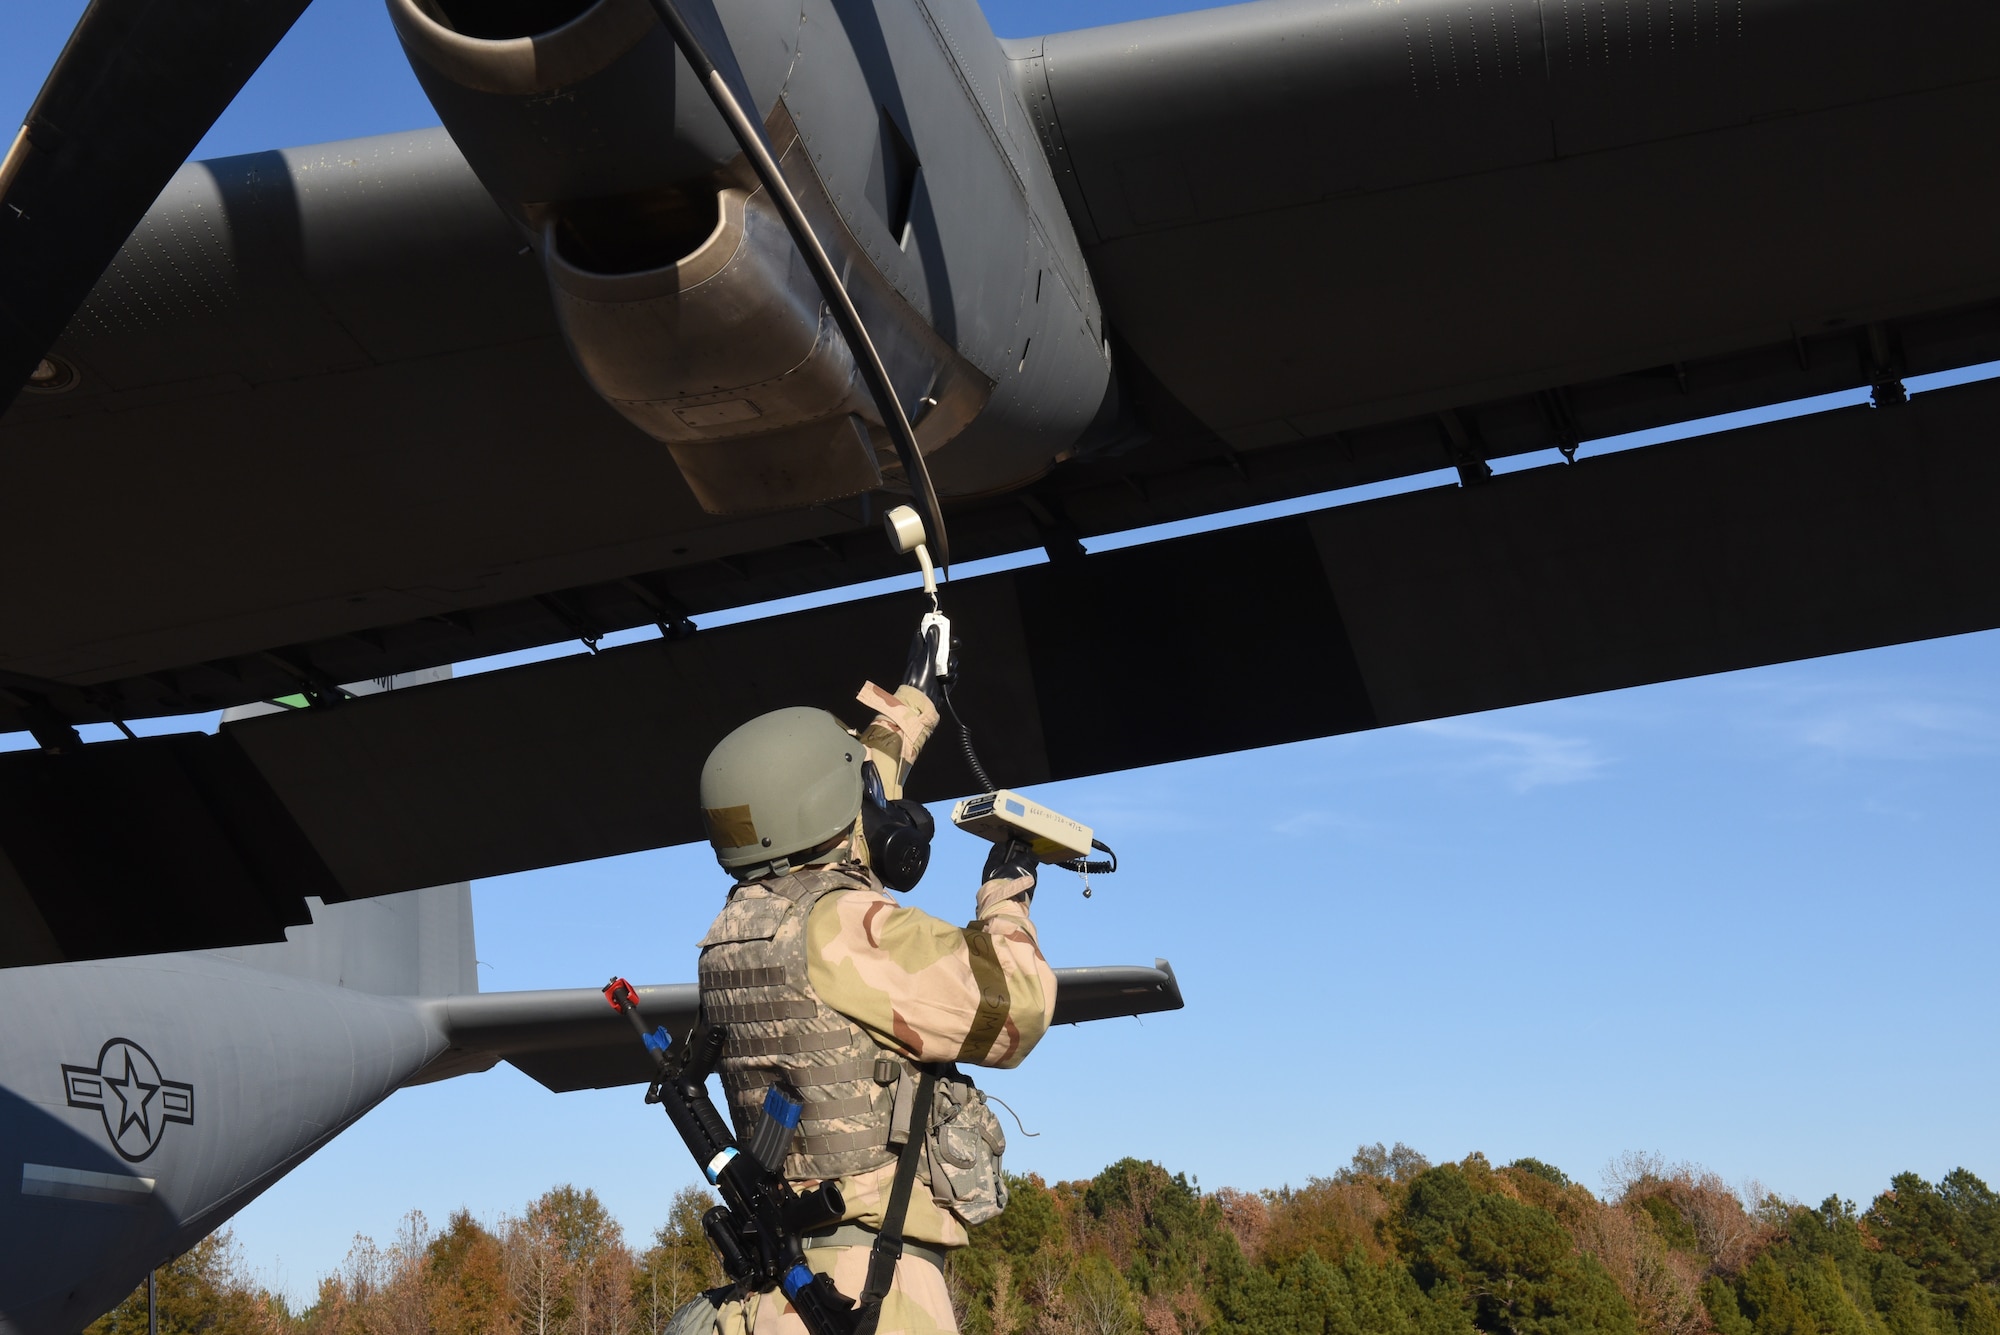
[5, 0, 2000, 961]
[1, 0, 1998, 1325]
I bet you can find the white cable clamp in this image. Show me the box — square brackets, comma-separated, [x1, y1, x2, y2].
[919, 610, 952, 680]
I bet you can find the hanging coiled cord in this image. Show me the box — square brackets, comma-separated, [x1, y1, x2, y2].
[940, 676, 1117, 881]
[1061, 840, 1118, 877]
[938, 675, 993, 793]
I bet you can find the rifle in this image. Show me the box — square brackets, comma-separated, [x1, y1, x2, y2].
[603, 978, 860, 1335]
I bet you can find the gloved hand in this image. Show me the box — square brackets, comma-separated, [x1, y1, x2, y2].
[981, 836, 1037, 890]
[976, 837, 1037, 918]
[902, 622, 942, 697]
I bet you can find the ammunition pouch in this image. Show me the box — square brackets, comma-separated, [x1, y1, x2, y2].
[924, 1069, 1008, 1227]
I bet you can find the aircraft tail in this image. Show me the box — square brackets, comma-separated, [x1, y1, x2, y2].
[205, 668, 478, 997]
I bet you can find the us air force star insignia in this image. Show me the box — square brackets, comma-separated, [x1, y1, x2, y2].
[62, 1039, 194, 1163]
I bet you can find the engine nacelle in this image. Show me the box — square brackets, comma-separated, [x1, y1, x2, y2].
[388, 0, 1110, 513]
[538, 110, 990, 513]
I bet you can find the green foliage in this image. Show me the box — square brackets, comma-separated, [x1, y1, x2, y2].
[77, 1156, 2000, 1335]
[987, 1171, 1064, 1258]
[1701, 1176, 2000, 1335]
[953, 1173, 1068, 1335]
[86, 1233, 288, 1335]
[1211, 1248, 1476, 1335]
[1397, 1163, 1637, 1335]
[1512, 1161, 1576, 1192]
[1082, 1158, 1235, 1303]
[1704, 1277, 1757, 1335]
[955, 1166, 1239, 1335]
[1640, 1198, 1700, 1254]
[1868, 1171, 2000, 1315]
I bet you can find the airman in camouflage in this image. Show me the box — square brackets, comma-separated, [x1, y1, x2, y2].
[692, 676, 1055, 1335]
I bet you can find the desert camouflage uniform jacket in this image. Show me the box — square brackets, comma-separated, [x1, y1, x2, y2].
[701, 860, 1050, 1335]
[699, 683, 1055, 1253]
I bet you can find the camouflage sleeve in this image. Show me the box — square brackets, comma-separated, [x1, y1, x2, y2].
[806, 883, 1055, 1069]
[854, 682, 938, 796]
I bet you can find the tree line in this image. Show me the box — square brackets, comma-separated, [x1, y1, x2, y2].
[91, 1147, 2000, 1335]
[88, 1184, 726, 1335]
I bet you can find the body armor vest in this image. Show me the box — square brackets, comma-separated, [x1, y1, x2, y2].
[698, 865, 902, 1181]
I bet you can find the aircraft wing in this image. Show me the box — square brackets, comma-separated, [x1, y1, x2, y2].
[1013, 0, 2000, 453]
[2, 0, 1999, 964]
[2, 1, 1996, 734]
[429, 962, 1185, 1093]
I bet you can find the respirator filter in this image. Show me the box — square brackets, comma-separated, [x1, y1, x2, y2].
[861, 761, 934, 891]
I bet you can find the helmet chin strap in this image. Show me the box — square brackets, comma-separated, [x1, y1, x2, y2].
[736, 828, 857, 882]
[805, 837, 858, 869]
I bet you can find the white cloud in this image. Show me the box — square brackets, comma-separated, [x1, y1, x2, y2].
[1729, 679, 2000, 762]
[1410, 719, 1607, 792]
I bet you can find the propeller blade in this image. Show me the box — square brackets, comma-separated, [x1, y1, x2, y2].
[0, 0, 312, 415]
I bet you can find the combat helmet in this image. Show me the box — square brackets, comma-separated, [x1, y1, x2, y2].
[700, 707, 862, 875]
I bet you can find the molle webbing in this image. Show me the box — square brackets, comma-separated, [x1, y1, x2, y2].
[727, 1029, 852, 1058]
[791, 1093, 875, 1120]
[728, 1081, 877, 1120]
[699, 866, 901, 1180]
[720, 1052, 882, 1089]
[798, 1126, 897, 1157]
[780, 1055, 881, 1086]
[701, 965, 790, 990]
[703, 994, 819, 1024]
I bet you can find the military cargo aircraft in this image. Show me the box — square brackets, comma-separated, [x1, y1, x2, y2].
[0, 682, 1184, 1334]
[2, 0, 1999, 1327]
[0, 868, 1182, 1334]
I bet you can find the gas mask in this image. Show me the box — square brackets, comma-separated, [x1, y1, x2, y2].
[861, 761, 933, 892]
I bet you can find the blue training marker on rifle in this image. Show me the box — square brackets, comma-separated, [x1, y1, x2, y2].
[643, 1026, 673, 1056]
[746, 1084, 804, 1173]
[781, 1262, 816, 1302]
[762, 1085, 804, 1128]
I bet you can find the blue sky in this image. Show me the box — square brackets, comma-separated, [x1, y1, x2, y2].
[230, 624, 2000, 1302]
[9, 0, 2000, 1305]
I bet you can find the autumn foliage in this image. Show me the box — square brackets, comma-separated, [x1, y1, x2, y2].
[945, 1148, 2000, 1335]
[90, 1150, 2000, 1335]
[87, 1185, 723, 1335]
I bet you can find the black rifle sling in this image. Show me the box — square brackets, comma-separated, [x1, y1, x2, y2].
[857, 1068, 938, 1320]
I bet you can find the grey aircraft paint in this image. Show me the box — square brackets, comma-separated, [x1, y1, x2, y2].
[0, 887, 469, 1335]
[385, 0, 1109, 505]
[2, 0, 1998, 737]
[0, 874, 1182, 1335]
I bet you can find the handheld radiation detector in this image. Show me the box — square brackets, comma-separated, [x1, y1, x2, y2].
[951, 790, 1094, 864]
